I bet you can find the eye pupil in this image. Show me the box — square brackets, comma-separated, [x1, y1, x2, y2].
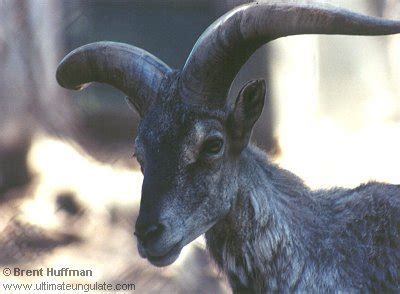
[204, 139, 223, 154]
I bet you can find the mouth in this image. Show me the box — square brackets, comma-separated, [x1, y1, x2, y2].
[144, 240, 183, 267]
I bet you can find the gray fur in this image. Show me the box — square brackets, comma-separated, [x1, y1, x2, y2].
[207, 146, 400, 292]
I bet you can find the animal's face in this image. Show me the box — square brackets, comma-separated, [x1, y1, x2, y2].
[133, 80, 266, 266]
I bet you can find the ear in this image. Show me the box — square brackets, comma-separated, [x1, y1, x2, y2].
[125, 96, 144, 118]
[228, 79, 266, 151]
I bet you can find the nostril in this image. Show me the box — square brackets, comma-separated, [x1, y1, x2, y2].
[135, 222, 165, 243]
[144, 224, 163, 239]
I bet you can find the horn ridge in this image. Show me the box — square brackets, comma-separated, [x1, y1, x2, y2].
[180, 3, 400, 108]
[56, 41, 172, 114]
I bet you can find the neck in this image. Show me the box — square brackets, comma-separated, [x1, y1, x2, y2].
[205, 146, 320, 292]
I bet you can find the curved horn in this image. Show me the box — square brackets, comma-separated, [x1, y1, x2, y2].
[57, 41, 172, 114]
[180, 3, 400, 108]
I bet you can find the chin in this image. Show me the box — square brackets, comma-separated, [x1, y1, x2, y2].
[139, 240, 184, 267]
[136, 223, 217, 267]
[147, 247, 182, 267]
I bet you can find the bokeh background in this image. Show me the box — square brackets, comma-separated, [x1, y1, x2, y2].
[1, 0, 400, 293]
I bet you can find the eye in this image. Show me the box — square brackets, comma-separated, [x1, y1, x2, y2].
[202, 138, 223, 155]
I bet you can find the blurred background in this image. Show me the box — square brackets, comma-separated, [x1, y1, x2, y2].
[1, 0, 400, 293]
